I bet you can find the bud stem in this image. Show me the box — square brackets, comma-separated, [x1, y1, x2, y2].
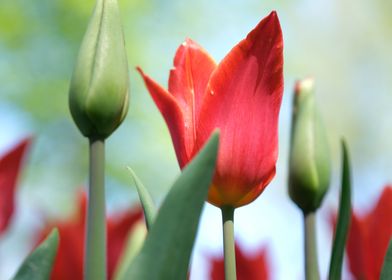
[304, 212, 320, 280]
[85, 138, 106, 280]
[221, 206, 237, 280]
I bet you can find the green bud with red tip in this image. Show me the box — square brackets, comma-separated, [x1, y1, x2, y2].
[69, 0, 129, 140]
[289, 78, 331, 214]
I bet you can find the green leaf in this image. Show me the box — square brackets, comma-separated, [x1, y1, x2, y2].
[12, 228, 59, 280]
[328, 140, 352, 280]
[381, 238, 392, 280]
[121, 132, 219, 280]
[127, 166, 156, 230]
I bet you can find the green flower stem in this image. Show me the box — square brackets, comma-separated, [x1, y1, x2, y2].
[304, 212, 320, 280]
[221, 206, 237, 280]
[85, 138, 106, 280]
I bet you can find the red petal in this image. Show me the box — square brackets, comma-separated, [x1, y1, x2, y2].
[196, 12, 284, 207]
[346, 186, 392, 280]
[169, 38, 216, 139]
[209, 255, 225, 280]
[0, 138, 31, 235]
[137, 67, 189, 167]
[346, 214, 368, 280]
[50, 224, 84, 280]
[364, 186, 392, 279]
[36, 192, 86, 280]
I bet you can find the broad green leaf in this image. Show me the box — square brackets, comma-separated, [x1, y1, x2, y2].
[381, 238, 392, 280]
[328, 140, 352, 280]
[127, 166, 156, 230]
[12, 228, 59, 280]
[121, 132, 219, 280]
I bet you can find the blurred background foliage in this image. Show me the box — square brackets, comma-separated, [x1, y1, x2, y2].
[0, 0, 391, 279]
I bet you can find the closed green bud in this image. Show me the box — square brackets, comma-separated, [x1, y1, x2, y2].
[69, 0, 129, 139]
[289, 78, 331, 214]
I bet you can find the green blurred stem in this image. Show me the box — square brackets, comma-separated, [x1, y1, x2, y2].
[304, 212, 320, 280]
[85, 139, 106, 280]
[221, 206, 237, 280]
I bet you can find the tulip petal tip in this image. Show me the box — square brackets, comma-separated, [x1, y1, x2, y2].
[135, 66, 143, 75]
[182, 37, 192, 46]
[270, 10, 278, 17]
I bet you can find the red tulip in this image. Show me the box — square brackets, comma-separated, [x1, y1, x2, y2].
[346, 186, 392, 280]
[209, 242, 270, 280]
[0, 138, 31, 235]
[36, 192, 143, 280]
[138, 11, 283, 208]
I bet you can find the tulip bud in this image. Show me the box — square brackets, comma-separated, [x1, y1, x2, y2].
[69, 0, 129, 139]
[288, 78, 331, 214]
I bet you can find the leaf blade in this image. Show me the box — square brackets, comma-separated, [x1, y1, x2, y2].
[127, 166, 156, 230]
[12, 228, 59, 280]
[328, 140, 352, 280]
[381, 239, 392, 280]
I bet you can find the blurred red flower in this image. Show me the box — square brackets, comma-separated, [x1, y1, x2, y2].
[138, 11, 283, 208]
[209, 243, 270, 280]
[346, 186, 392, 280]
[36, 192, 143, 280]
[0, 138, 31, 235]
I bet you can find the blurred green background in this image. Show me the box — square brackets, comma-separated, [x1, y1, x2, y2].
[1, 0, 391, 279]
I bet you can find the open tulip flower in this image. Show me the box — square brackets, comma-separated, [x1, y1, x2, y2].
[138, 11, 283, 208]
